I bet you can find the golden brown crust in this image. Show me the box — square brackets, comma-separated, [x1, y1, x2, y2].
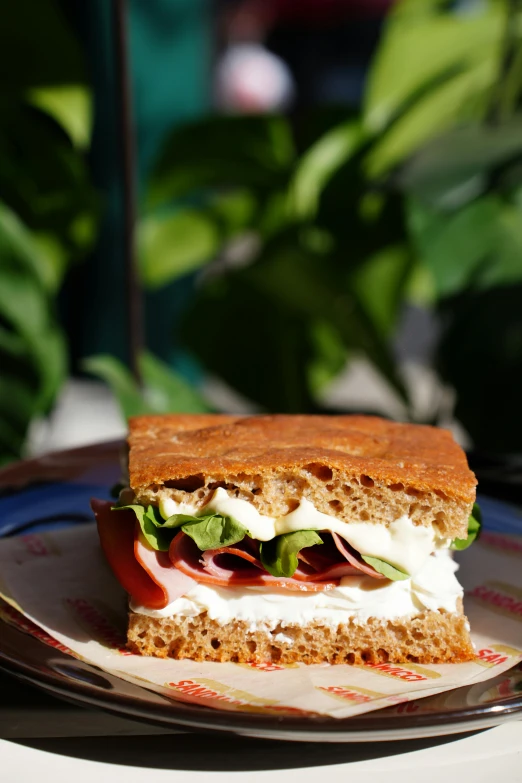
[128, 414, 476, 538]
[129, 414, 475, 501]
[127, 604, 475, 665]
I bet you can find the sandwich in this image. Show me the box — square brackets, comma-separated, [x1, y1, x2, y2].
[91, 414, 480, 665]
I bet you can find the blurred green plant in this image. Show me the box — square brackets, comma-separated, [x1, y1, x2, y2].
[133, 0, 522, 452]
[83, 352, 211, 419]
[0, 0, 98, 464]
[5, 0, 522, 463]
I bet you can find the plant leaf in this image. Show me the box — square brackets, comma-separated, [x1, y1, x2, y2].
[361, 556, 410, 581]
[138, 209, 220, 288]
[139, 352, 211, 414]
[27, 85, 92, 149]
[83, 352, 211, 420]
[148, 114, 294, 208]
[397, 119, 522, 207]
[289, 121, 364, 219]
[260, 530, 323, 578]
[364, 2, 504, 133]
[82, 355, 151, 420]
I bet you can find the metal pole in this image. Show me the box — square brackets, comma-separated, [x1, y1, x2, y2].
[112, 0, 143, 383]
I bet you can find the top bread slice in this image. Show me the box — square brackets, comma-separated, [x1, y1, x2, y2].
[128, 414, 476, 540]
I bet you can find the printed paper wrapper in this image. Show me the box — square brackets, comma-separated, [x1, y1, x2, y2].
[0, 524, 521, 720]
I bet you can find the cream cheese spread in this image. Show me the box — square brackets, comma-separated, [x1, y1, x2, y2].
[159, 487, 443, 576]
[130, 550, 463, 628]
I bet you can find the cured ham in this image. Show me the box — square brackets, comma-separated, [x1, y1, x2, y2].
[91, 499, 196, 609]
[331, 533, 386, 579]
[134, 530, 197, 605]
[169, 532, 340, 591]
[169, 530, 381, 590]
[91, 499, 166, 609]
[92, 500, 386, 609]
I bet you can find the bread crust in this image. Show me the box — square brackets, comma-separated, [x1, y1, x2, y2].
[128, 414, 476, 539]
[127, 603, 475, 665]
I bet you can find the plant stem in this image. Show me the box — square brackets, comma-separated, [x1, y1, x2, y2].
[112, 0, 143, 384]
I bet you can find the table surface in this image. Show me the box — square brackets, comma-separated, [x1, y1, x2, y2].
[1, 669, 521, 783]
[2, 722, 522, 783]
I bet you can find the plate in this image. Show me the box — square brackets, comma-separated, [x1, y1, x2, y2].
[1, 441, 522, 743]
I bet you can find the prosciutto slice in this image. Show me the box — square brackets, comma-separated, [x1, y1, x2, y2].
[134, 528, 197, 605]
[91, 499, 196, 609]
[169, 532, 340, 591]
[331, 533, 386, 579]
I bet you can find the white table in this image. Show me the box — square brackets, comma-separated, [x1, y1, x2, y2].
[2, 722, 522, 783]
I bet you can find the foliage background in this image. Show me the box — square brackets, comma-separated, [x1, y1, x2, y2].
[2, 0, 522, 465]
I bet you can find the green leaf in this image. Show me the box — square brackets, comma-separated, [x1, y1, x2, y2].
[82, 355, 151, 420]
[289, 121, 364, 219]
[351, 244, 413, 336]
[139, 353, 211, 414]
[366, 62, 497, 178]
[451, 503, 482, 551]
[407, 196, 501, 297]
[361, 556, 410, 581]
[408, 196, 522, 298]
[83, 351, 211, 420]
[148, 115, 294, 208]
[117, 504, 248, 552]
[26, 85, 92, 149]
[138, 209, 220, 288]
[116, 504, 174, 551]
[181, 514, 248, 551]
[260, 530, 323, 578]
[307, 320, 348, 395]
[364, 2, 504, 133]
[397, 119, 522, 207]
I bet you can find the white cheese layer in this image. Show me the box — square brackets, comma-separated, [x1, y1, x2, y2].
[130, 550, 462, 629]
[159, 487, 441, 576]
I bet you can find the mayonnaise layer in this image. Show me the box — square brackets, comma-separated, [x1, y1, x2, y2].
[130, 550, 462, 629]
[159, 487, 442, 576]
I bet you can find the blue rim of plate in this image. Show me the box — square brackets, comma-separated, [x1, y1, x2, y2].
[0, 442, 521, 742]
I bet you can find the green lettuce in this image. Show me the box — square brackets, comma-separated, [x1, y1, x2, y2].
[180, 514, 248, 551]
[259, 530, 323, 578]
[450, 503, 482, 551]
[361, 555, 410, 581]
[114, 503, 248, 552]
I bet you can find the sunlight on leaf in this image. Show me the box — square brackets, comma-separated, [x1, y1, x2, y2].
[139, 210, 219, 289]
[27, 85, 92, 149]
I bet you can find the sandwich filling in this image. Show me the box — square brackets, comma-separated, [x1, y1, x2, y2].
[130, 550, 464, 629]
[92, 488, 480, 627]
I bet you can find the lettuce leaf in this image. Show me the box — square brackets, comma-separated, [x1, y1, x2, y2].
[114, 504, 247, 552]
[450, 503, 482, 551]
[114, 503, 174, 551]
[360, 555, 410, 581]
[259, 530, 323, 578]
[180, 514, 248, 551]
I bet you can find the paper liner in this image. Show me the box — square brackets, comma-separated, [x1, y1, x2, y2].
[0, 524, 521, 719]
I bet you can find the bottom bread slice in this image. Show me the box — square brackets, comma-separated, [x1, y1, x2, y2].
[127, 603, 475, 665]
